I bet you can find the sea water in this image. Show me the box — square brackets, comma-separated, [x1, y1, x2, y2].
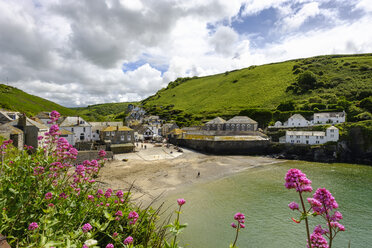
[163, 160, 372, 248]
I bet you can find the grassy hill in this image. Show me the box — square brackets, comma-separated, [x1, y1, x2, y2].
[142, 54, 372, 126]
[74, 102, 136, 121]
[0, 84, 76, 116]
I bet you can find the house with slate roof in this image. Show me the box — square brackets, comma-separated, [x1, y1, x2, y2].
[204, 117, 226, 131]
[0, 123, 24, 149]
[281, 126, 339, 145]
[313, 111, 346, 124]
[9, 115, 49, 149]
[102, 126, 134, 144]
[90, 122, 123, 141]
[0, 110, 20, 124]
[287, 114, 310, 127]
[58, 116, 92, 145]
[225, 116, 258, 131]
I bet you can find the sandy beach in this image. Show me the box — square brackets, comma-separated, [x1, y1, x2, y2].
[97, 143, 284, 204]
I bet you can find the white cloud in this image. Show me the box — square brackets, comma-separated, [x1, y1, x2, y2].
[0, 0, 371, 108]
[280, 2, 320, 31]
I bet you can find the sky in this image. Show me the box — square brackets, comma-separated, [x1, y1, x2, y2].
[1, 0, 372, 107]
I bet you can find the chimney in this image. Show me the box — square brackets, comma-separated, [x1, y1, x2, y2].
[18, 113, 27, 128]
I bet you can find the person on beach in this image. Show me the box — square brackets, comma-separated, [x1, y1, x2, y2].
[197, 171, 200, 178]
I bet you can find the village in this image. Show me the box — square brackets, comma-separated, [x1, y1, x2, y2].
[0, 104, 345, 159]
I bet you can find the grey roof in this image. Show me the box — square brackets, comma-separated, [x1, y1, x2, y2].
[314, 112, 345, 118]
[27, 118, 49, 130]
[35, 112, 51, 119]
[206, 117, 226, 124]
[287, 131, 325, 136]
[59, 116, 91, 127]
[226, 116, 257, 124]
[0, 123, 23, 134]
[289, 114, 307, 120]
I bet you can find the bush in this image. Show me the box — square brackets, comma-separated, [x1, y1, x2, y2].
[277, 101, 295, 111]
[239, 108, 273, 128]
[0, 114, 166, 247]
[360, 97, 372, 112]
[297, 71, 318, 91]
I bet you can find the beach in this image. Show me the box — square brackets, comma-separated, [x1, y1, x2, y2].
[97, 143, 283, 204]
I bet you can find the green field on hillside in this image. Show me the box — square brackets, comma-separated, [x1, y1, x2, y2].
[0, 84, 76, 116]
[74, 102, 136, 121]
[143, 54, 372, 114]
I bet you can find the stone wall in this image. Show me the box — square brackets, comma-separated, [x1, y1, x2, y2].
[170, 138, 270, 155]
[75, 150, 113, 164]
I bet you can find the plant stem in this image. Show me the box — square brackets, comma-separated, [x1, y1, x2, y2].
[172, 205, 182, 248]
[299, 191, 311, 248]
[232, 225, 240, 247]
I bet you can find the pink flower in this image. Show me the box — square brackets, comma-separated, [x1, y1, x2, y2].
[48, 203, 54, 208]
[104, 191, 112, 198]
[59, 192, 68, 199]
[115, 210, 123, 217]
[239, 223, 245, 228]
[28, 222, 38, 231]
[312, 188, 338, 214]
[123, 236, 133, 245]
[285, 168, 312, 192]
[330, 221, 345, 232]
[234, 212, 245, 223]
[307, 198, 322, 208]
[116, 190, 124, 198]
[231, 223, 237, 228]
[288, 201, 299, 211]
[177, 198, 186, 206]
[113, 232, 118, 238]
[128, 211, 139, 225]
[98, 150, 106, 158]
[45, 192, 53, 200]
[331, 211, 343, 221]
[82, 223, 92, 233]
[87, 195, 94, 201]
[106, 244, 114, 248]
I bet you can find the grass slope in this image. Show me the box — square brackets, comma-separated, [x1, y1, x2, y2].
[0, 84, 76, 116]
[74, 102, 137, 121]
[142, 54, 372, 117]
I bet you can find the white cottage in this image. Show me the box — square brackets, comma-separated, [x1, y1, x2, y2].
[59, 116, 92, 145]
[287, 114, 310, 127]
[282, 126, 339, 145]
[312, 111, 346, 124]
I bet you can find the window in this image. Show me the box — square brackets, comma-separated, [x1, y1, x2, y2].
[320, 136, 324, 139]
[330, 129, 334, 133]
[128, 135, 131, 141]
[121, 135, 124, 141]
[111, 132, 114, 136]
[106, 132, 109, 137]
[316, 141, 320, 144]
[290, 135, 293, 138]
[296, 140, 300, 143]
[96, 130, 99, 134]
[316, 136, 319, 139]
[305, 136, 309, 139]
[296, 135, 300, 138]
[83, 127, 86, 132]
[71, 128, 74, 132]
[291, 140, 294, 143]
[80, 133, 85, 140]
[331, 134, 334, 138]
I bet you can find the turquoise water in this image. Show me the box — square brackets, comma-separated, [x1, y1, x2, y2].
[163, 161, 372, 248]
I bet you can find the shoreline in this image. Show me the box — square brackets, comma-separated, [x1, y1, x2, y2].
[97, 144, 286, 204]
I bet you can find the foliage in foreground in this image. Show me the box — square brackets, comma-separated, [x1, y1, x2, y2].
[0, 112, 165, 247]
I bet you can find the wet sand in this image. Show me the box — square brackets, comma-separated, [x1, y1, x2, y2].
[97, 144, 284, 204]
